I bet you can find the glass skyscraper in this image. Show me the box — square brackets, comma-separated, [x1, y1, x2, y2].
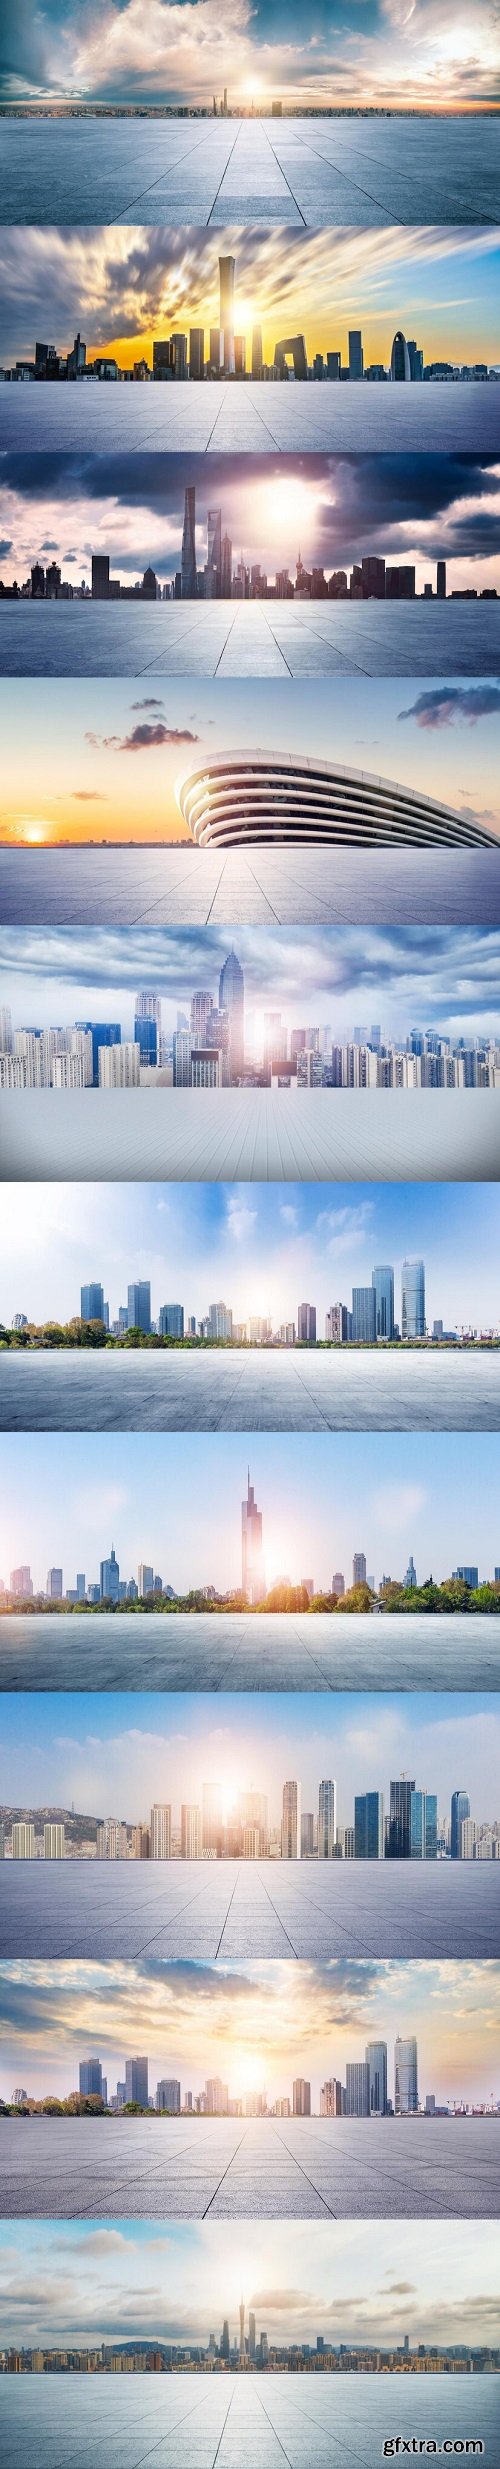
[372, 1264, 395, 1339]
[401, 1258, 426, 1338]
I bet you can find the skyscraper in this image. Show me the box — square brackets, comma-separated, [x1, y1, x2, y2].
[159, 1304, 185, 1338]
[127, 1282, 151, 1333]
[451, 1789, 471, 1858]
[207, 507, 222, 593]
[354, 1792, 384, 1859]
[81, 1283, 106, 1323]
[318, 1779, 336, 1857]
[251, 327, 263, 378]
[219, 950, 245, 1078]
[348, 330, 363, 379]
[366, 2042, 388, 2114]
[293, 2078, 311, 2114]
[388, 1776, 416, 1858]
[437, 560, 447, 598]
[242, 1469, 265, 1604]
[410, 1790, 438, 1859]
[150, 1805, 171, 1859]
[353, 1553, 367, 1586]
[282, 1779, 301, 1860]
[46, 1569, 63, 1599]
[297, 1303, 317, 1342]
[352, 1286, 376, 1343]
[401, 1259, 425, 1338]
[134, 991, 161, 1067]
[100, 1546, 120, 1602]
[219, 255, 235, 374]
[181, 484, 197, 597]
[239, 2299, 245, 2358]
[125, 2057, 149, 2107]
[372, 1265, 395, 1340]
[181, 1804, 201, 1858]
[390, 330, 411, 379]
[394, 2036, 418, 2114]
[345, 2061, 370, 2116]
[79, 2059, 104, 2098]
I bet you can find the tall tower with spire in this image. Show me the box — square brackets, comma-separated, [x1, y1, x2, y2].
[241, 1469, 265, 1605]
[239, 2297, 245, 2357]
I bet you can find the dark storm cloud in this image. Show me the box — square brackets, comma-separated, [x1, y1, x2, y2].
[399, 684, 500, 729]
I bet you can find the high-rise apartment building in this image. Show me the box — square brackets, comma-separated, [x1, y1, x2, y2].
[282, 1779, 301, 1860]
[12, 1822, 35, 1858]
[320, 2079, 344, 2115]
[318, 1779, 336, 1857]
[150, 1805, 172, 1860]
[297, 1303, 317, 1342]
[293, 2079, 311, 2115]
[44, 1824, 65, 1858]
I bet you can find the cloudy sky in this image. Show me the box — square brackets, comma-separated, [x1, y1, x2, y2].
[2, 675, 499, 849]
[0, 1429, 499, 1593]
[1, 1956, 498, 2106]
[1, 224, 499, 368]
[2, 1689, 498, 1830]
[2, 923, 500, 1042]
[0, 2216, 497, 2350]
[1, 1179, 498, 1329]
[1, 0, 499, 108]
[1, 451, 499, 592]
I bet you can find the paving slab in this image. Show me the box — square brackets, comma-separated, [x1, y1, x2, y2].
[0, 1861, 498, 1961]
[1, 1345, 499, 1434]
[0, 2374, 498, 2469]
[1, 382, 498, 454]
[0, 601, 498, 677]
[1, 1088, 498, 1184]
[1, 2116, 497, 2221]
[2, 844, 500, 928]
[0, 114, 498, 225]
[0, 1608, 497, 1694]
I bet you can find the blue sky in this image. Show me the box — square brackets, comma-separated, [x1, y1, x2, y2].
[2, 0, 498, 107]
[0, 2219, 496, 2352]
[1, 1181, 499, 1328]
[1, 1432, 499, 1596]
[2, 676, 500, 849]
[1, 1955, 497, 2106]
[2, 924, 500, 1040]
[1, 1690, 498, 1824]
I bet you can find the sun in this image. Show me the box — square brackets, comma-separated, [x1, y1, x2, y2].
[18, 820, 49, 845]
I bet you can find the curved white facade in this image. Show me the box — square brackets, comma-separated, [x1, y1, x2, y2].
[178, 750, 498, 850]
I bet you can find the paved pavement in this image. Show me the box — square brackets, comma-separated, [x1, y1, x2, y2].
[1, 602, 498, 676]
[2, 2116, 497, 2220]
[2, 383, 499, 453]
[1, 1862, 498, 1960]
[1, 114, 499, 225]
[1, 1088, 498, 1184]
[2, 844, 500, 927]
[1, 2376, 498, 2469]
[2, 1346, 500, 1433]
[0, 1609, 498, 1693]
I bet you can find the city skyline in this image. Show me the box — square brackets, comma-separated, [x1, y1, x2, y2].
[1, 1182, 499, 1332]
[1, 226, 499, 374]
[2, 0, 498, 109]
[0, 1956, 497, 2107]
[1, 451, 499, 596]
[2, 924, 500, 1046]
[1, 675, 499, 849]
[1, 1689, 498, 1837]
[1, 1432, 500, 1600]
[0, 2218, 497, 2354]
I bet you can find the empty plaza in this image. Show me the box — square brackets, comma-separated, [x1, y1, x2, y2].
[1, 1089, 498, 1184]
[1, 383, 498, 454]
[1, 113, 499, 226]
[1, 1344, 500, 1433]
[1, 601, 498, 677]
[1, 1862, 498, 1961]
[1, 2375, 498, 2469]
[1, 844, 500, 928]
[1, 1608, 497, 1694]
[2, 2116, 498, 2221]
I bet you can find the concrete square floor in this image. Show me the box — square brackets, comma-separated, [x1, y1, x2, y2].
[1, 1343, 499, 1433]
[0, 1609, 498, 1693]
[1, 114, 499, 226]
[0, 2375, 498, 2469]
[2, 844, 500, 928]
[2, 2116, 498, 2220]
[0, 601, 498, 677]
[1, 1862, 498, 1961]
